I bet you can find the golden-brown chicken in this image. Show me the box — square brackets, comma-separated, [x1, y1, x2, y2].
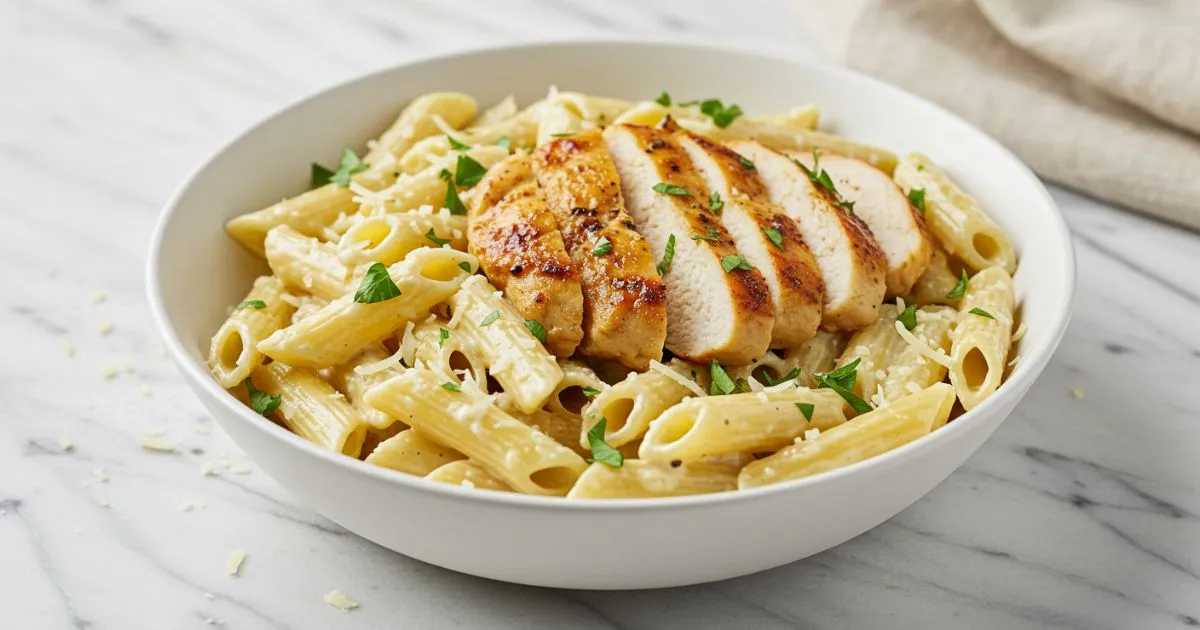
[533, 130, 667, 370]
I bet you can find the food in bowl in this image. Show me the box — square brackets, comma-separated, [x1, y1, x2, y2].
[207, 88, 1020, 499]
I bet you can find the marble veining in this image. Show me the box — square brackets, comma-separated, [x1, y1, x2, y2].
[1, 0, 1197, 628]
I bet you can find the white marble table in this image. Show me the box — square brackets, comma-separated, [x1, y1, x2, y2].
[3, 0, 1198, 628]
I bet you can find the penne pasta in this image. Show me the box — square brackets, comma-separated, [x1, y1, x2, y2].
[907, 247, 962, 307]
[782, 331, 848, 387]
[336, 206, 468, 268]
[426, 460, 512, 492]
[264, 225, 355, 301]
[580, 361, 698, 449]
[330, 344, 403, 430]
[566, 458, 742, 499]
[254, 362, 367, 457]
[208, 276, 295, 388]
[949, 267, 1015, 410]
[365, 429, 464, 476]
[364, 92, 478, 165]
[738, 383, 956, 489]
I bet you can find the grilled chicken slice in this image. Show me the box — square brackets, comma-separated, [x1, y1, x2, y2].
[468, 153, 583, 356]
[533, 130, 668, 370]
[604, 124, 774, 365]
[678, 132, 824, 347]
[792, 152, 932, 297]
[729, 140, 886, 331]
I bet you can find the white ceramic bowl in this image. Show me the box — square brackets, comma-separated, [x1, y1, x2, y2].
[147, 40, 1074, 589]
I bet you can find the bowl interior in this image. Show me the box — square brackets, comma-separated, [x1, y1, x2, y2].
[149, 40, 1073, 499]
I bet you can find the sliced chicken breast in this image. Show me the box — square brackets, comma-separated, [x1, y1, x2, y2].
[678, 132, 824, 348]
[604, 124, 774, 365]
[792, 152, 932, 297]
[533, 130, 668, 370]
[729, 140, 886, 331]
[468, 153, 583, 357]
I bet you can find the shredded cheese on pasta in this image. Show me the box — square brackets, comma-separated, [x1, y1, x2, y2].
[893, 320, 952, 368]
[648, 360, 706, 397]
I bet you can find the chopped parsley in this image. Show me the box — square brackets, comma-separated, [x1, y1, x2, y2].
[440, 381, 461, 393]
[454, 154, 487, 187]
[691, 226, 720, 242]
[681, 98, 744, 128]
[236, 300, 267, 310]
[581, 386, 602, 398]
[898, 304, 918, 331]
[946, 269, 969, 299]
[969, 307, 995, 319]
[312, 148, 368, 188]
[586, 418, 623, 468]
[762, 226, 784, 250]
[795, 149, 854, 212]
[763, 367, 800, 386]
[524, 320, 548, 343]
[457, 261, 473, 272]
[739, 155, 756, 171]
[709, 190, 724, 214]
[443, 178, 468, 216]
[654, 91, 672, 106]
[908, 188, 926, 214]
[447, 135, 471, 151]
[438, 328, 450, 349]
[439, 168, 452, 181]
[479, 310, 501, 327]
[709, 359, 737, 395]
[244, 378, 281, 416]
[721, 254, 753, 273]
[813, 358, 873, 414]
[353, 262, 402, 304]
[653, 183, 690, 196]
[593, 236, 613, 256]
[425, 228, 451, 247]
[657, 234, 676, 275]
[796, 402, 815, 421]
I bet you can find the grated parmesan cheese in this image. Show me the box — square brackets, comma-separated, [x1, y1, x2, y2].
[102, 365, 119, 380]
[648, 360, 707, 397]
[139, 385, 151, 397]
[1012, 322, 1028, 343]
[894, 321, 952, 368]
[59, 437, 74, 452]
[324, 590, 360, 612]
[200, 462, 216, 476]
[137, 435, 176, 452]
[226, 549, 246, 576]
[804, 428, 821, 441]
[279, 292, 302, 307]
[61, 340, 75, 357]
[90, 291, 107, 304]
[1070, 387, 1085, 400]
[96, 320, 114, 336]
[94, 467, 108, 483]
[354, 343, 409, 376]
[230, 464, 252, 475]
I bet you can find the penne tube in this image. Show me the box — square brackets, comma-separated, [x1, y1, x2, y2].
[514, 408, 586, 457]
[330, 344, 403, 430]
[893, 152, 1017, 273]
[426, 460, 512, 492]
[907, 247, 962, 307]
[639, 388, 847, 462]
[254, 362, 367, 457]
[781, 331, 847, 387]
[336, 207, 467, 268]
[257, 247, 476, 368]
[738, 383, 956, 489]
[580, 361, 699, 449]
[290, 294, 329, 323]
[545, 360, 606, 418]
[365, 368, 587, 496]
[364, 92, 478, 165]
[883, 306, 956, 403]
[471, 95, 519, 127]
[836, 304, 905, 400]
[949, 267, 1015, 410]
[730, 350, 795, 388]
[365, 429, 464, 476]
[405, 319, 489, 387]
[446, 275, 563, 414]
[264, 225, 355, 301]
[566, 458, 742, 499]
[208, 276, 295, 388]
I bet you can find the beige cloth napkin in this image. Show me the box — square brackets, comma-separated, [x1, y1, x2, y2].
[794, 0, 1200, 230]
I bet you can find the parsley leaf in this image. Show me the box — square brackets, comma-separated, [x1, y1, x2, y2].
[657, 234, 676, 275]
[454, 154, 487, 187]
[796, 402, 815, 421]
[969, 307, 995, 319]
[655, 91, 672, 106]
[795, 149, 855, 212]
[946, 269, 969, 299]
[440, 381, 461, 393]
[899, 304, 918, 331]
[581, 386, 602, 398]
[593, 236, 613, 256]
[479, 310, 501, 327]
[443, 179, 468, 216]
[438, 328, 449, 349]
[331, 148, 369, 187]
[908, 188, 926, 214]
[709, 359, 737, 395]
[524, 320, 547, 343]
[244, 378, 281, 416]
[495, 135, 512, 151]
[762, 226, 784, 250]
[425, 228, 451, 247]
[586, 418, 623, 468]
[763, 367, 800, 386]
[439, 168, 453, 181]
[813, 358, 873, 414]
[739, 155, 756, 171]
[709, 190, 724, 214]
[237, 300, 267, 310]
[690, 99, 744, 128]
[447, 135, 471, 151]
[691, 226, 720, 242]
[311, 163, 335, 189]
[721, 254, 753, 273]
[457, 261, 473, 272]
[353, 262, 402, 304]
[652, 183, 690, 196]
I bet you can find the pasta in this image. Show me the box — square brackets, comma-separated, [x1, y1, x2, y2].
[210, 89, 1024, 499]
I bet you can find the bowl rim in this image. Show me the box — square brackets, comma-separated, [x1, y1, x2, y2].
[146, 38, 1076, 512]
